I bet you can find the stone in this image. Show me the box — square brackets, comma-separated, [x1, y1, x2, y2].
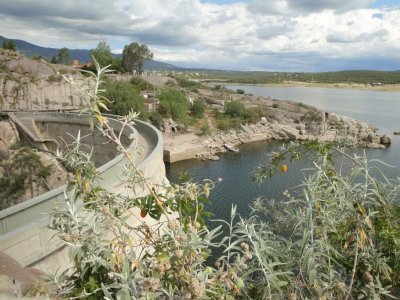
[260, 117, 268, 125]
[0, 120, 19, 158]
[380, 134, 391, 145]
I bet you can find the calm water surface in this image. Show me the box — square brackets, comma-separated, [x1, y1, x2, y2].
[166, 85, 400, 222]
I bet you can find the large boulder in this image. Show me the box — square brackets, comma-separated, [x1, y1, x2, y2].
[0, 120, 19, 159]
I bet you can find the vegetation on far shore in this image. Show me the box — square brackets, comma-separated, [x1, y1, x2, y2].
[196, 70, 400, 85]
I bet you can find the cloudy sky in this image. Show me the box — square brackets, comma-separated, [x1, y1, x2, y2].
[0, 0, 399, 71]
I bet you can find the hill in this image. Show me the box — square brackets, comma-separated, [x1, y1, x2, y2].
[0, 35, 182, 70]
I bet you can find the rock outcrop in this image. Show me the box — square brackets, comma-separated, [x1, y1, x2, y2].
[168, 110, 390, 162]
[0, 120, 19, 158]
[0, 49, 86, 111]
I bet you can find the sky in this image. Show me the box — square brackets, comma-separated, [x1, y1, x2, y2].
[0, 0, 399, 71]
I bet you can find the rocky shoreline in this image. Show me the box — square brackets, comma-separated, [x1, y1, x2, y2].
[163, 110, 391, 163]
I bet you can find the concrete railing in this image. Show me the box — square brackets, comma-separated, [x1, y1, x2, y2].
[0, 112, 165, 269]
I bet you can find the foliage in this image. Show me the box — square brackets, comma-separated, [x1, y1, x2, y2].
[195, 70, 400, 85]
[158, 89, 189, 123]
[242, 140, 400, 299]
[190, 99, 206, 118]
[111, 57, 124, 73]
[122, 42, 153, 73]
[101, 79, 146, 117]
[174, 76, 202, 89]
[224, 100, 246, 118]
[129, 76, 153, 91]
[49, 63, 246, 299]
[199, 124, 211, 136]
[2, 39, 16, 51]
[57, 47, 71, 65]
[89, 40, 113, 68]
[236, 89, 245, 94]
[0, 146, 52, 209]
[49, 59, 400, 300]
[148, 111, 163, 128]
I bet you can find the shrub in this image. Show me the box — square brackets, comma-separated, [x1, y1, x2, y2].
[199, 124, 211, 136]
[158, 89, 189, 122]
[190, 100, 206, 118]
[224, 100, 245, 118]
[130, 76, 153, 90]
[48, 64, 245, 299]
[148, 111, 163, 128]
[272, 103, 279, 108]
[174, 76, 201, 89]
[241, 140, 400, 299]
[165, 79, 177, 87]
[102, 79, 145, 116]
[236, 88, 245, 94]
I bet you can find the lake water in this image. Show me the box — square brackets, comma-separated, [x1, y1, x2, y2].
[166, 85, 400, 222]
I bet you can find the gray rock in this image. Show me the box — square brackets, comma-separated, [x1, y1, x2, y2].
[380, 134, 391, 145]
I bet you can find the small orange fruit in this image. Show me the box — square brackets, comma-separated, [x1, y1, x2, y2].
[280, 164, 287, 173]
[140, 209, 147, 218]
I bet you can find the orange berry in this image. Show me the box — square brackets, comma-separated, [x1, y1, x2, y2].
[140, 209, 147, 218]
[280, 164, 287, 173]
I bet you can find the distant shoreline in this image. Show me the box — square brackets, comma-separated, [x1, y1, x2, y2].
[226, 81, 400, 92]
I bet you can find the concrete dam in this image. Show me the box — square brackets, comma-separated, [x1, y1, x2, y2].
[0, 111, 166, 271]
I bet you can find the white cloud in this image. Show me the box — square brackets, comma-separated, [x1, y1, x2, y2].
[0, 0, 399, 71]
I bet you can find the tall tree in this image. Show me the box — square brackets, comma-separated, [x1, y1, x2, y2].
[90, 40, 113, 67]
[57, 47, 70, 65]
[122, 42, 153, 73]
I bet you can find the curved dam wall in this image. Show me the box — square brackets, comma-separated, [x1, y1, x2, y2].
[0, 112, 165, 270]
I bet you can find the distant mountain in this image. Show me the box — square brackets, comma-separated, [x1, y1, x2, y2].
[0, 35, 182, 70]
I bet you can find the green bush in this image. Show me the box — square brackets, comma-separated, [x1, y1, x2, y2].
[174, 76, 201, 88]
[130, 76, 153, 91]
[236, 88, 245, 94]
[224, 100, 246, 118]
[148, 111, 163, 128]
[102, 80, 145, 116]
[158, 89, 189, 122]
[190, 100, 206, 118]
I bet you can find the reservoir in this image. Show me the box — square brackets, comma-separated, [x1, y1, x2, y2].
[166, 85, 400, 222]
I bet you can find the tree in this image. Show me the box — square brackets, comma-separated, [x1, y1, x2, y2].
[2, 39, 16, 51]
[121, 42, 153, 73]
[50, 56, 58, 64]
[89, 40, 113, 67]
[57, 47, 70, 65]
